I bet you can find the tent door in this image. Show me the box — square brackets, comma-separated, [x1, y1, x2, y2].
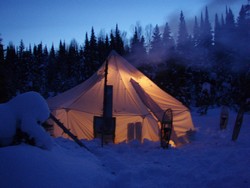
[127, 122, 142, 142]
[93, 116, 116, 143]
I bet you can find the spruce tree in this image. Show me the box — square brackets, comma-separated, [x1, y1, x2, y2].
[149, 24, 163, 63]
[201, 7, 212, 48]
[177, 11, 189, 56]
[5, 43, 17, 97]
[237, 4, 250, 63]
[0, 36, 8, 102]
[16, 40, 29, 93]
[105, 34, 110, 52]
[214, 14, 221, 47]
[32, 42, 47, 95]
[109, 31, 115, 51]
[97, 36, 107, 64]
[114, 24, 125, 55]
[89, 27, 99, 69]
[67, 39, 79, 87]
[56, 40, 68, 92]
[83, 32, 92, 78]
[198, 7, 213, 67]
[129, 27, 147, 65]
[130, 27, 140, 55]
[162, 22, 175, 60]
[193, 16, 200, 47]
[224, 7, 236, 47]
[0, 37, 3, 64]
[47, 44, 58, 94]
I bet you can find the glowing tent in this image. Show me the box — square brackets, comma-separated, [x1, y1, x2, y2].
[47, 51, 195, 146]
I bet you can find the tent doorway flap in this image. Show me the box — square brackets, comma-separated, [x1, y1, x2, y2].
[93, 116, 116, 143]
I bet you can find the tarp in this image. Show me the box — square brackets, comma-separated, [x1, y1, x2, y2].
[47, 51, 195, 146]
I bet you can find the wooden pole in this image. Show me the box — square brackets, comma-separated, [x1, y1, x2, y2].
[50, 113, 91, 152]
[101, 59, 109, 147]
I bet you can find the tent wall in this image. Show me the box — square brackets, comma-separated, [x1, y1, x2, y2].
[52, 109, 160, 143]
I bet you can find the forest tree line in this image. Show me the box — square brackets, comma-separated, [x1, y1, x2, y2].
[0, 5, 250, 111]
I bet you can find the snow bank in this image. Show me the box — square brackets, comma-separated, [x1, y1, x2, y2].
[0, 91, 53, 149]
[0, 108, 250, 187]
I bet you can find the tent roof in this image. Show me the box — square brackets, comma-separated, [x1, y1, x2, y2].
[48, 51, 188, 118]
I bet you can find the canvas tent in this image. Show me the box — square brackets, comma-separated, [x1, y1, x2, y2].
[47, 51, 195, 146]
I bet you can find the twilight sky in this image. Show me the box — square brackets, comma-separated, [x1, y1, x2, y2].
[0, 0, 247, 47]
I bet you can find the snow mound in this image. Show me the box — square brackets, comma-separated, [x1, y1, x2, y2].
[0, 91, 53, 149]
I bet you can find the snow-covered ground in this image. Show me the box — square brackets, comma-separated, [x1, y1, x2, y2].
[0, 108, 250, 188]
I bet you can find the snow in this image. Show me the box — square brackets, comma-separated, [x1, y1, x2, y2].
[0, 107, 250, 187]
[0, 92, 53, 149]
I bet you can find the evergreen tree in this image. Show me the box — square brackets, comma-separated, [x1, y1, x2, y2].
[225, 7, 235, 31]
[97, 33, 109, 64]
[237, 4, 250, 64]
[23, 45, 34, 92]
[109, 25, 125, 55]
[105, 34, 110, 52]
[214, 14, 221, 47]
[177, 11, 189, 55]
[128, 27, 147, 65]
[191, 16, 203, 67]
[16, 40, 30, 93]
[67, 39, 81, 87]
[223, 7, 236, 49]
[114, 24, 125, 55]
[0, 36, 8, 102]
[84, 33, 90, 59]
[200, 12, 204, 34]
[18, 40, 25, 60]
[89, 27, 99, 69]
[200, 7, 212, 48]
[56, 40, 68, 92]
[219, 7, 237, 70]
[5, 43, 16, 66]
[144, 24, 154, 52]
[162, 22, 175, 60]
[193, 16, 200, 47]
[149, 24, 163, 63]
[197, 7, 213, 67]
[31, 42, 48, 95]
[83, 32, 93, 78]
[47, 44, 58, 94]
[130, 27, 140, 54]
[139, 36, 147, 58]
[5, 43, 17, 96]
[97, 36, 106, 64]
[82, 28, 99, 79]
[109, 31, 115, 51]
[0, 37, 3, 64]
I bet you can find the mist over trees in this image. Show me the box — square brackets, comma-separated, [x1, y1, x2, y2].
[0, 4, 250, 111]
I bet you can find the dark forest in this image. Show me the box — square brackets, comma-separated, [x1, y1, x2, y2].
[0, 5, 250, 113]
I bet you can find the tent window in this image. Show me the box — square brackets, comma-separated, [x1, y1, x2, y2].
[127, 122, 142, 142]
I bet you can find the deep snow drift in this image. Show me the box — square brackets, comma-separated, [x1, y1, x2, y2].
[0, 91, 53, 149]
[0, 108, 250, 188]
